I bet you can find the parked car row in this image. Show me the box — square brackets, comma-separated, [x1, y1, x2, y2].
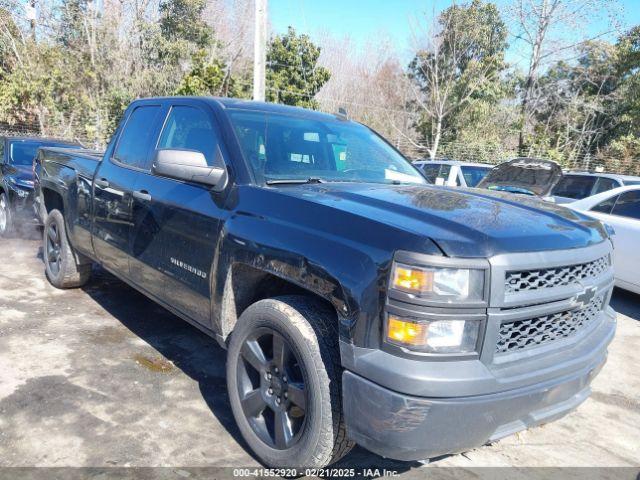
[414, 157, 640, 295]
[414, 158, 640, 202]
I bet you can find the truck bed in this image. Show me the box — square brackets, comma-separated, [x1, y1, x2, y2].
[39, 146, 104, 162]
[36, 146, 106, 257]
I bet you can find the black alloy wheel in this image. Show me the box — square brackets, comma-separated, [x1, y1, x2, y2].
[236, 327, 308, 450]
[45, 221, 62, 276]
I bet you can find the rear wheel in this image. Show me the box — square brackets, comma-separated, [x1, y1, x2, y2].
[227, 296, 353, 468]
[43, 209, 91, 288]
[0, 193, 13, 238]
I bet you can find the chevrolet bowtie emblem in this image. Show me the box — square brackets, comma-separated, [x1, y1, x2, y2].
[574, 286, 597, 308]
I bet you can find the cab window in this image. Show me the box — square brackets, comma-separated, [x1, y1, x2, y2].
[158, 105, 219, 166]
[114, 105, 162, 168]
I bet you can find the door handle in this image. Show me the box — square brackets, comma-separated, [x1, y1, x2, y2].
[95, 178, 110, 188]
[133, 190, 152, 202]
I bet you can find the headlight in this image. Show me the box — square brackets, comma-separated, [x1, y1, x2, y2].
[391, 261, 485, 302]
[386, 315, 480, 353]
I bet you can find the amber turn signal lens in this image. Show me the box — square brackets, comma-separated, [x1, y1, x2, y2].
[387, 316, 428, 346]
[392, 265, 434, 293]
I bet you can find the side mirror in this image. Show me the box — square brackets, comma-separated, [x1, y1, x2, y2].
[151, 149, 227, 189]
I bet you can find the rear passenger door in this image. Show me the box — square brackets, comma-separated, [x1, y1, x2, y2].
[93, 103, 164, 278]
[130, 101, 228, 326]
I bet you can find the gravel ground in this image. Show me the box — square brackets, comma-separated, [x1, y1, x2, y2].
[0, 234, 638, 476]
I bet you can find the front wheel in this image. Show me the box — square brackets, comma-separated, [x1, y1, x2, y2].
[226, 296, 354, 468]
[43, 209, 91, 288]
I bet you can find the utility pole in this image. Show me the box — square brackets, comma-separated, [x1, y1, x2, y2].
[253, 0, 267, 102]
[26, 0, 37, 41]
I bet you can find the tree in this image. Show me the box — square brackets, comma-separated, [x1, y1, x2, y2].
[176, 50, 248, 97]
[315, 35, 415, 149]
[159, 0, 212, 48]
[408, 0, 509, 159]
[266, 27, 331, 109]
[512, 0, 615, 154]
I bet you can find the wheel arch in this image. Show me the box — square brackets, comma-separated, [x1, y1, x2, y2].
[218, 262, 342, 341]
[41, 186, 65, 215]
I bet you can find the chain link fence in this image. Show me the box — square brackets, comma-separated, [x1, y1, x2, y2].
[2, 106, 639, 177]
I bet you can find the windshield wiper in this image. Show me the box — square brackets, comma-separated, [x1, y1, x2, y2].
[265, 177, 326, 185]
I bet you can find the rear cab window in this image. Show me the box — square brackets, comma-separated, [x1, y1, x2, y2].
[114, 105, 163, 169]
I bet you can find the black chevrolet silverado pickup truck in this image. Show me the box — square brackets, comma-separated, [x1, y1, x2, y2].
[35, 97, 617, 468]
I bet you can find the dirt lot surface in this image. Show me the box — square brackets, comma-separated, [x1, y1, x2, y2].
[1, 235, 639, 475]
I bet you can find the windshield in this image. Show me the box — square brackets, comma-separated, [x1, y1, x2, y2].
[460, 166, 491, 187]
[623, 180, 640, 186]
[9, 140, 74, 166]
[228, 111, 426, 186]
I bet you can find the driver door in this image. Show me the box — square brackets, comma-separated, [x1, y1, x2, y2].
[130, 101, 229, 327]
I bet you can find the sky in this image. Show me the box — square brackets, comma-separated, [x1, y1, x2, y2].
[269, 0, 640, 68]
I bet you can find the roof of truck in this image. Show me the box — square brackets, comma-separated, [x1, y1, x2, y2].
[1, 135, 79, 144]
[133, 96, 349, 123]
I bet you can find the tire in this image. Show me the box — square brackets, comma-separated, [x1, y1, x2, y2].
[0, 193, 14, 238]
[227, 295, 354, 468]
[43, 209, 91, 288]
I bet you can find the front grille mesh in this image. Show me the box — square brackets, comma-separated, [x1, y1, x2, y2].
[495, 295, 603, 354]
[505, 255, 609, 294]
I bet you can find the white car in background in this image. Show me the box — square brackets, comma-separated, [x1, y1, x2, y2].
[566, 185, 640, 295]
[413, 159, 492, 188]
[551, 171, 640, 204]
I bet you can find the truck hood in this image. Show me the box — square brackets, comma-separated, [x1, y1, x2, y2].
[273, 182, 608, 257]
[477, 158, 563, 197]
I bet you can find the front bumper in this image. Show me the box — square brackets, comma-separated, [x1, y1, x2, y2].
[342, 351, 606, 461]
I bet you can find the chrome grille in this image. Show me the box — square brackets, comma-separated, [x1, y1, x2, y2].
[504, 255, 609, 295]
[495, 295, 603, 354]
